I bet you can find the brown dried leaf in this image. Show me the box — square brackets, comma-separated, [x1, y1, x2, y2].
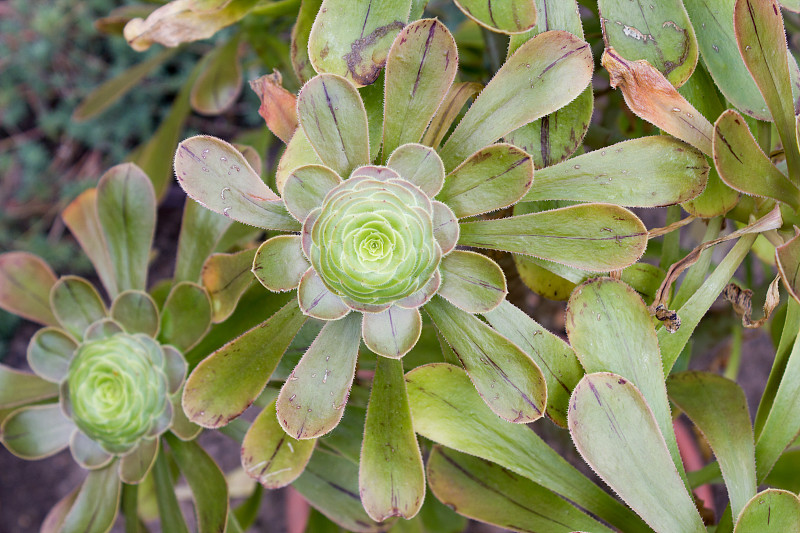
[722, 276, 780, 329]
[248, 71, 298, 144]
[602, 47, 713, 156]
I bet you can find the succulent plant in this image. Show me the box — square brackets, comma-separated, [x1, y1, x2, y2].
[0, 164, 234, 533]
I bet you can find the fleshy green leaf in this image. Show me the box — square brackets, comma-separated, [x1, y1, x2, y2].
[387, 143, 445, 197]
[734, 489, 800, 532]
[183, 298, 307, 427]
[83, 318, 125, 341]
[174, 198, 233, 284]
[50, 276, 107, 340]
[360, 357, 424, 521]
[165, 433, 229, 533]
[252, 236, 309, 294]
[714, 109, 800, 209]
[438, 31, 592, 171]
[242, 399, 315, 488]
[276, 313, 362, 439]
[293, 449, 389, 532]
[458, 203, 647, 272]
[296, 74, 370, 176]
[734, 0, 800, 181]
[382, 19, 457, 159]
[111, 290, 159, 337]
[437, 250, 506, 313]
[667, 371, 757, 520]
[175, 135, 299, 231]
[27, 327, 77, 383]
[96, 163, 156, 293]
[152, 448, 190, 533]
[308, 0, 411, 86]
[291, 0, 323, 83]
[425, 296, 546, 424]
[1, 404, 74, 459]
[362, 306, 422, 359]
[70, 430, 114, 470]
[569, 373, 705, 533]
[484, 300, 583, 428]
[432, 202, 459, 255]
[421, 81, 481, 149]
[60, 462, 121, 533]
[437, 143, 533, 218]
[427, 446, 614, 533]
[0, 252, 59, 326]
[598, 0, 697, 86]
[119, 438, 159, 484]
[159, 282, 212, 352]
[297, 269, 351, 320]
[453, 0, 537, 34]
[190, 36, 242, 115]
[202, 248, 257, 323]
[282, 165, 342, 222]
[523, 136, 709, 207]
[276, 128, 324, 194]
[566, 278, 685, 481]
[405, 364, 649, 532]
[0, 364, 59, 408]
[41, 485, 80, 533]
[62, 189, 119, 298]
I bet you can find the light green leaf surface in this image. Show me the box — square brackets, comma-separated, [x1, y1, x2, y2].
[175, 135, 299, 231]
[420, 82, 481, 149]
[70, 430, 113, 470]
[566, 278, 685, 481]
[362, 306, 422, 359]
[439, 31, 593, 171]
[734, 489, 800, 532]
[308, 0, 411, 86]
[484, 300, 583, 428]
[242, 399, 315, 488]
[438, 143, 533, 218]
[119, 437, 159, 484]
[297, 74, 370, 176]
[427, 446, 613, 533]
[569, 372, 705, 533]
[190, 36, 242, 115]
[183, 298, 307, 427]
[111, 290, 159, 337]
[61, 462, 121, 533]
[714, 109, 800, 208]
[291, 0, 323, 83]
[276, 313, 361, 439]
[405, 364, 649, 532]
[96, 164, 155, 293]
[437, 251, 506, 314]
[252, 236, 309, 294]
[0, 364, 59, 408]
[387, 143, 445, 197]
[276, 128, 324, 194]
[201, 248, 257, 323]
[0, 404, 74, 459]
[174, 198, 232, 284]
[667, 371, 756, 520]
[50, 276, 107, 340]
[453, 0, 537, 34]
[382, 19, 457, 159]
[523, 136, 709, 207]
[360, 357, 424, 521]
[282, 165, 342, 222]
[27, 328, 77, 383]
[425, 296, 545, 424]
[159, 282, 211, 352]
[458, 203, 647, 272]
[152, 449, 190, 533]
[0, 252, 58, 326]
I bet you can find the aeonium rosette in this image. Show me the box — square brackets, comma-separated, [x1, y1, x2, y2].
[174, 18, 649, 520]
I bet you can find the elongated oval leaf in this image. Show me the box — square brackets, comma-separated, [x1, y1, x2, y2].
[242, 399, 315, 488]
[458, 203, 647, 272]
[360, 357, 424, 521]
[60, 462, 121, 533]
[0, 252, 58, 326]
[439, 31, 593, 171]
[159, 282, 212, 352]
[714, 109, 800, 209]
[191, 36, 242, 116]
[96, 163, 156, 293]
[454, 0, 536, 34]
[599, 0, 698, 86]
[566, 278, 684, 480]
[437, 143, 533, 218]
[183, 298, 307, 427]
[425, 296, 545, 424]
[523, 136, 708, 206]
[484, 300, 583, 427]
[734, 489, 800, 532]
[421, 82, 481, 149]
[405, 364, 649, 532]
[111, 290, 159, 337]
[569, 372, 705, 533]
[291, 0, 323, 83]
[0, 364, 59, 408]
[427, 446, 614, 533]
[174, 198, 232, 284]
[277, 313, 362, 439]
[308, 0, 411, 86]
[362, 306, 422, 359]
[175, 136, 299, 231]
[437, 251, 506, 313]
[382, 19, 457, 158]
[28, 328, 78, 383]
[50, 276, 107, 340]
[0, 404, 74, 459]
[202, 248, 257, 323]
[667, 371, 757, 520]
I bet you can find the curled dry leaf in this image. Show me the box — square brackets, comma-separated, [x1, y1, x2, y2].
[722, 276, 781, 329]
[602, 47, 713, 156]
[249, 71, 298, 144]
